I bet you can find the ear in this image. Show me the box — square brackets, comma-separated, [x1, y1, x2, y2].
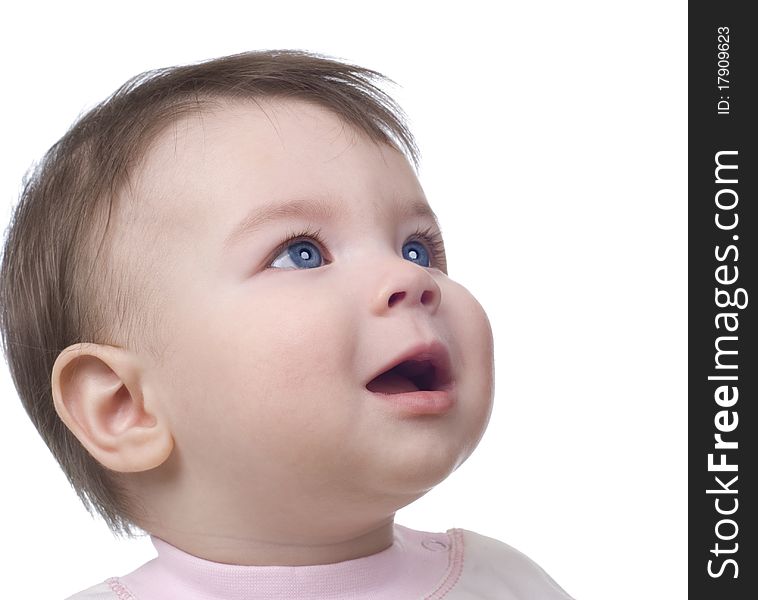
[51, 343, 174, 473]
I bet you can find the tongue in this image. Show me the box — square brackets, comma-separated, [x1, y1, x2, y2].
[367, 371, 420, 394]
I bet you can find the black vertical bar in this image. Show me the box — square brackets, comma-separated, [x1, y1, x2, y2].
[690, 3, 757, 599]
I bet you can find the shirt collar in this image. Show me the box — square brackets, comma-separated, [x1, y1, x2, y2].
[118, 523, 455, 600]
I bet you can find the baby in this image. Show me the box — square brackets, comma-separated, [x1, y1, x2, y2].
[0, 50, 573, 600]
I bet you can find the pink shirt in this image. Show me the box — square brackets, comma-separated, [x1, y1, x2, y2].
[65, 523, 574, 599]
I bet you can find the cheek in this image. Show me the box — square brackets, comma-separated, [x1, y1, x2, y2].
[442, 279, 494, 378]
[239, 283, 355, 392]
[441, 280, 496, 448]
[161, 280, 358, 458]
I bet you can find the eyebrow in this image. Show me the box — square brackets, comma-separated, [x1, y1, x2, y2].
[223, 195, 441, 250]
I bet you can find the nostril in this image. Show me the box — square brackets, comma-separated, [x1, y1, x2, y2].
[420, 289, 435, 305]
[387, 289, 436, 308]
[388, 291, 405, 307]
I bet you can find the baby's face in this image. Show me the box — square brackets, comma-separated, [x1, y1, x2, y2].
[127, 99, 494, 540]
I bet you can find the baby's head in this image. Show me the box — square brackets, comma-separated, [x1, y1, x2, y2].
[0, 50, 494, 560]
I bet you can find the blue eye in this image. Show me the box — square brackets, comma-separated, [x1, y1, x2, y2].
[270, 238, 324, 269]
[267, 226, 447, 272]
[402, 240, 430, 267]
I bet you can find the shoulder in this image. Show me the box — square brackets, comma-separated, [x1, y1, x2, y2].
[64, 578, 127, 600]
[447, 528, 575, 600]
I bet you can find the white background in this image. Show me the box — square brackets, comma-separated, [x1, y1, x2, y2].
[0, 2, 686, 599]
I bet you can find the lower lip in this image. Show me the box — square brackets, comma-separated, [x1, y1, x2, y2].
[369, 386, 456, 415]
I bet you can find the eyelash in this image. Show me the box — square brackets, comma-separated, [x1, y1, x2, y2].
[268, 225, 447, 270]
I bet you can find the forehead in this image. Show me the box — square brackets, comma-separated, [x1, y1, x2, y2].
[121, 98, 430, 262]
[136, 97, 410, 186]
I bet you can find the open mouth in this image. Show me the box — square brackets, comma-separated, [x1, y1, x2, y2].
[367, 359, 439, 394]
[365, 343, 453, 395]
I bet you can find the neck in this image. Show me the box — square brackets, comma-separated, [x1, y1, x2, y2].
[140, 516, 396, 566]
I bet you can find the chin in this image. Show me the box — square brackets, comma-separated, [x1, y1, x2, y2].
[378, 447, 462, 497]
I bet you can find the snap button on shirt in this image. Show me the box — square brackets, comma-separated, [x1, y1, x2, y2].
[422, 537, 450, 551]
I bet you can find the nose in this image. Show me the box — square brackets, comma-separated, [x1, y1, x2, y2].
[371, 258, 442, 316]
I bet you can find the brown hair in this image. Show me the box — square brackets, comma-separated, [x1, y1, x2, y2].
[0, 49, 420, 537]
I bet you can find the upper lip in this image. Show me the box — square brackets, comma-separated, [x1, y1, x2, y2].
[366, 340, 454, 391]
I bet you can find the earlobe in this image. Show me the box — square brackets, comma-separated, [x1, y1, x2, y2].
[51, 343, 173, 473]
